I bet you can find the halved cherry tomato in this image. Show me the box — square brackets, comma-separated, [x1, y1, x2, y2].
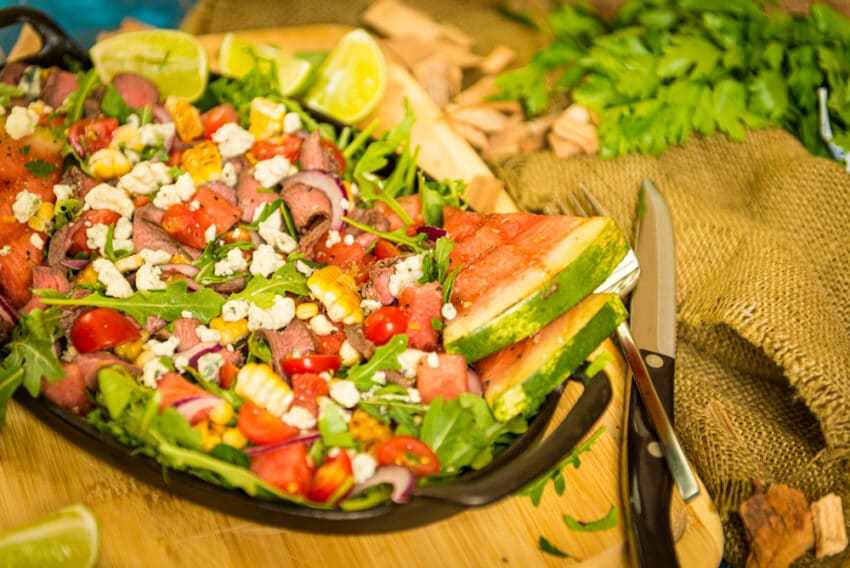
[250, 134, 303, 162]
[237, 401, 299, 446]
[70, 307, 141, 354]
[250, 442, 314, 497]
[68, 209, 122, 257]
[363, 306, 409, 346]
[307, 449, 353, 504]
[283, 354, 341, 376]
[318, 137, 346, 173]
[375, 435, 440, 477]
[201, 103, 238, 139]
[162, 203, 206, 249]
[218, 362, 239, 390]
[373, 239, 402, 260]
[67, 116, 118, 158]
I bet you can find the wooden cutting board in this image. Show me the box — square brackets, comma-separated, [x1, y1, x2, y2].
[0, 25, 724, 567]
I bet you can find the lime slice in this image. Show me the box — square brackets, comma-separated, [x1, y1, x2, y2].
[0, 505, 100, 568]
[90, 29, 208, 101]
[302, 28, 387, 124]
[218, 33, 314, 96]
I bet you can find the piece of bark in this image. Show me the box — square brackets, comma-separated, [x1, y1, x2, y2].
[438, 22, 473, 48]
[453, 75, 499, 106]
[552, 104, 599, 154]
[412, 54, 462, 109]
[547, 132, 583, 159]
[382, 36, 435, 68]
[739, 481, 815, 568]
[448, 106, 509, 134]
[448, 118, 489, 151]
[479, 45, 516, 75]
[811, 494, 849, 559]
[361, 0, 443, 42]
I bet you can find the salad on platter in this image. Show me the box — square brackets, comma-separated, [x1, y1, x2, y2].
[0, 30, 628, 512]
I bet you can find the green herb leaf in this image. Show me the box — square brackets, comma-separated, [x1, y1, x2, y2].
[538, 536, 570, 558]
[318, 402, 357, 448]
[228, 262, 309, 309]
[2, 308, 64, 398]
[564, 505, 619, 532]
[24, 159, 57, 178]
[346, 334, 408, 391]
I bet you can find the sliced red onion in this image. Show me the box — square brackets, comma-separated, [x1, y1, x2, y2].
[160, 263, 201, 277]
[60, 259, 90, 270]
[0, 294, 19, 325]
[172, 394, 222, 423]
[174, 341, 220, 369]
[243, 431, 322, 457]
[349, 465, 417, 504]
[416, 225, 448, 241]
[285, 169, 348, 230]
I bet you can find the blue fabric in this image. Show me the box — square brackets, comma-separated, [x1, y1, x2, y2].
[0, 0, 196, 53]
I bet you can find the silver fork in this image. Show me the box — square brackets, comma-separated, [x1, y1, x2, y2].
[569, 185, 699, 502]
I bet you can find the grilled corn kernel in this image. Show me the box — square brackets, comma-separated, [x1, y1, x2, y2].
[209, 316, 249, 346]
[201, 430, 222, 451]
[307, 265, 364, 324]
[181, 140, 222, 185]
[349, 408, 392, 453]
[109, 124, 143, 153]
[88, 148, 132, 179]
[114, 338, 145, 362]
[221, 427, 247, 449]
[27, 201, 54, 232]
[169, 253, 193, 264]
[295, 302, 319, 320]
[165, 97, 204, 142]
[234, 362, 293, 418]
[248, 97, 287, 139]
[74, 263, 99, 286]
[339, 339, 361, 367]
[209, 401, 234, 425]
[134, 349, 158, 367]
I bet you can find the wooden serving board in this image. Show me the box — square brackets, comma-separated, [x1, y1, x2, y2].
[0, 25, 724, 567]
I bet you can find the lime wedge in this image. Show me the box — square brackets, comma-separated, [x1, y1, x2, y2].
[302, 28, 387, 124]
[90, 29, 208, 101]
[0, 505, 100, 568]
[218, 33, 314, 96]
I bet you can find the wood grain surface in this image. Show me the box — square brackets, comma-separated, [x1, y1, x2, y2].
[0, 25, 724, 567]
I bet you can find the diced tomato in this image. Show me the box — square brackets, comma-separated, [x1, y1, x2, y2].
[167, 148, 183, 167]
[374, 194, 423, 232]
[155, 372, 215, 423]
[162, 203, 206, 249]
[307, 449, 353, 504]
[375, 435, 440, 477]
[39, 113, 65, 128]
[363, 306, 409, 346]
[398, 282, 443, 351]
[283, 355, 341, 376]
[251, 442, 314, 497]
[192, 187, 241, 235]
[237, 401, 299, 445]
[219, 362, 239, 390]
[250, 134, 303, 162]
[133, 195, 149, 208]
[315, 321, 347, 355]
[313, 234, 374, 283]
[40, 361, 92, 415]
[202, 103, 239, 139]
[70, 307, 140, 354]
[318, 137, 346, 173]
[68, 209, 122, 257]
[416, 353, 469, 404]
[67, 116, 118, 158]
[373, 239, 402, 260]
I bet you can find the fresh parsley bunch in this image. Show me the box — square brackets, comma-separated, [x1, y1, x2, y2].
[496, 0, 850, 160]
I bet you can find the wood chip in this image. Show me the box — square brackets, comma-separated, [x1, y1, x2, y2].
[448, 106, 509, 134]
[361, 0, 443, 42]
[434, 39, 482, 69]
[447, 117, 489, 151]
[811, 494, 848, 559]
[479, 45, 516, 75]
[412, 54, 462, 109]
[739, 481, 815, 568]
[547, 132, 583, 159]
[552, 104, 599, 154]
[382, 36, 435, 68]
[453, 75, 499, 106]
[438, 22, 473, 48]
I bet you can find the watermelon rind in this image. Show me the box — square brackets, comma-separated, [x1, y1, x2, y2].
[478, 293, 628, 423]
[443, 217, 628, 363]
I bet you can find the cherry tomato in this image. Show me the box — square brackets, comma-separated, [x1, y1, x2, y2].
[70, 307, 141, 354]
[201, 103, 239, 139]
[373, 239, 402, 260]
[250, 442, 314, 497]
[218, 362, 239, 390]
[318, 137, 347, 173]
[68, 209, 122, 257]
[162, 203, 206, 249]
[283, 355, 341, 376]
[250, 134, 303, 162]
[67, 116, 118, 158]
[307, 449, 353, 504]
[363, 306, 409, 346]
[375, 435, 440, 477]
[237, 401, 299, 446]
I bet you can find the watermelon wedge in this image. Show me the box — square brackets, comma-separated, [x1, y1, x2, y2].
[475, 293, 627, 422]
[441, 206, 628, 362]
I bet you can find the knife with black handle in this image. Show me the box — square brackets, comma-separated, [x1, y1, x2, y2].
[621, 178, 694, 567]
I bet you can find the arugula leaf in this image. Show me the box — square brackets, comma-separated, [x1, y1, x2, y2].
[24, 160, 57, 178]
[0, 83, 24, 107]
[61, 69, 100, 127]
[342, 215, 428, 254]
[318, 402, 357, 448]
[227, 262, 309, 308]
[37, 280, 225, 325]
[346, 335, 408, 391]
[0, 366, 24, 425]
[3, 308, 64, 397]
[564, 505, 618, 532]
[100, 84, 133, 122]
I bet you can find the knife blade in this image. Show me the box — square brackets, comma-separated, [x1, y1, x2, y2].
[621, 178, 695, 567]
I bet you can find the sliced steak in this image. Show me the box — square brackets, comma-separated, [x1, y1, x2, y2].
[41, 67, 78, 109]
[362, 258, 399, 306]
[22, 266, 70, 314]
[112, 72, 160, 109]
[236, 165, 276, 222]
[343, 323, 375, 360]
[299, 131, 327, 171]
[83, 84, 107, 118]
[255, 319, 318, 378]
[281, 182, 332, 255]
[173, 318, 201, 350]
[41, 361, 92, 415]
[76, 351, 142, 389]
[132, 205, 179, 256]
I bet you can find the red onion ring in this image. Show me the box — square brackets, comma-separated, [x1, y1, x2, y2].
[60, 259, 90, 270]
[349, 465, 417, 504]
[172, 394, 222, 423]
[284, 169, 347, 230]
[243, 431, 322, 456]
[415, 225, 448, 241]
[174, 341, 221, 369]
[0, 294, 19, 325]
[161, 263, 201, 276]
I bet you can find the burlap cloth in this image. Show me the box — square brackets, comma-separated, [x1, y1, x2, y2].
[181, 1, 850, 565]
